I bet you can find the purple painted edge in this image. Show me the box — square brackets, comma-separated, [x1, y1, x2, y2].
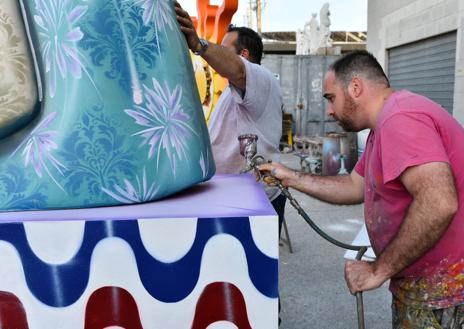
[0, 174, 276, 222]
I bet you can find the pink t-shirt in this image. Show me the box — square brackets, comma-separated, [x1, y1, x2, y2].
[355, 90, 464, 308]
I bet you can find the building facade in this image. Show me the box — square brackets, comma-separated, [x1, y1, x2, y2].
[368, 0, 464, 122]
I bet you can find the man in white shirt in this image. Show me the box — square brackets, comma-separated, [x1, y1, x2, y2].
[175, 2, 286, 233]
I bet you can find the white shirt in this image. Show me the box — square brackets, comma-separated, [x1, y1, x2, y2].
[208, 57, 283, 201]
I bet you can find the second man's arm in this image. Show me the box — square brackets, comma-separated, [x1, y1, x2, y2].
[174, 1, 246, 91]
[258, 162, 365, 205]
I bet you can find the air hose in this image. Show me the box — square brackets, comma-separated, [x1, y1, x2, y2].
[274, 178, 368, 329]
[238, 134, 369, 329]
[253, 156, 369, 329]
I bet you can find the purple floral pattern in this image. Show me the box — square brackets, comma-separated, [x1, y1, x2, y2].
[102, 168, 159, 203]
[130, 0, 176, 29]
[33, 0, 88, 98]
[125, 78, 196, 175]
[199, 149, 212, 180]
[10, 112, 66, 190]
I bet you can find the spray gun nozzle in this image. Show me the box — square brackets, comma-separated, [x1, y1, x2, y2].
[238, 134, 258, 163]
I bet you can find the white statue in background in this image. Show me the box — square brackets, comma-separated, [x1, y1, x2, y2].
[319, 3, 332, 49]
[308, 13, 320, 54]
[296, 29, 307, 55]
[295, 2, 332, 55]
[303, 20, 311, 54]
[296, 20, 311, 55]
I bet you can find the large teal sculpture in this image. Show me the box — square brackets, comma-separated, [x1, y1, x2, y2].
[0, 0, 215, 211]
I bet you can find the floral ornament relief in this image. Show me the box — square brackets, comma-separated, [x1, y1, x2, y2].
[0, 165, 47, 210]
[33, 0, 95, 98]
[125, 78, 197, 176]
[10, 112, 66, 191]
[0, 5, 35, 128]
[59, 106, 136, 203]
[80, 1, 157, 99]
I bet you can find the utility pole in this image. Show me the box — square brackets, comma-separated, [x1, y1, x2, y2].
[256, 0, 262, 34]
[248, 0, 254, 28]
[247, 0, 265, 32]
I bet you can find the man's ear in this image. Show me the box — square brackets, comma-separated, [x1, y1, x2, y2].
[240, 48, 250, 60]
[349, 76, 363, 99]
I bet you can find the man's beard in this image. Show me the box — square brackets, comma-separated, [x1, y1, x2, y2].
[336, 93, 359, 132]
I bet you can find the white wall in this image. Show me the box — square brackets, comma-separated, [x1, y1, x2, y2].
[367, 0, 464, 122]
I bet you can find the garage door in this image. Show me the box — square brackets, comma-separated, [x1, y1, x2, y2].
[388, 32, 457, 114]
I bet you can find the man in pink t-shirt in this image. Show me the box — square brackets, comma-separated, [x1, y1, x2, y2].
[260, 50, 464, 328]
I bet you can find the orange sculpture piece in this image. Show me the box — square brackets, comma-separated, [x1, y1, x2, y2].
[190, 0, 238, 122]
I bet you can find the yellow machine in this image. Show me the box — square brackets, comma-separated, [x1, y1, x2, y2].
[190, 0, 238, 123]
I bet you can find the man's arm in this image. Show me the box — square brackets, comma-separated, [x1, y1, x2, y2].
[345, 162, 458, 293]
[174, 1, 246, 90]
[258, 162, 364, 205]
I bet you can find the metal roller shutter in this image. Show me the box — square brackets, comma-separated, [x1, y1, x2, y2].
[388, 32, 457, 114]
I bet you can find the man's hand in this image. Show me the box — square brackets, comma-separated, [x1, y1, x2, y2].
[174, 1, 246, 89]
[258, 162, 298, 187]
[174, 1, 201, 53]
[344, 260, 388, 294]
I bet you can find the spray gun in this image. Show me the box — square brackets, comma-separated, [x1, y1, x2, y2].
[238, 134, 265, 175]
[238, 133, 369, 329]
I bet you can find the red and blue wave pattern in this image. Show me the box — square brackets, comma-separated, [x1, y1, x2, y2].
[0, 217, 278, 307]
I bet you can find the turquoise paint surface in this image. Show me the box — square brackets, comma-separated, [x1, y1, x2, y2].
[0, 0, 215, 211]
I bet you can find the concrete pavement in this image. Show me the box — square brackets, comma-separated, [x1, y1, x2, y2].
[278, 153, 391, 329]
